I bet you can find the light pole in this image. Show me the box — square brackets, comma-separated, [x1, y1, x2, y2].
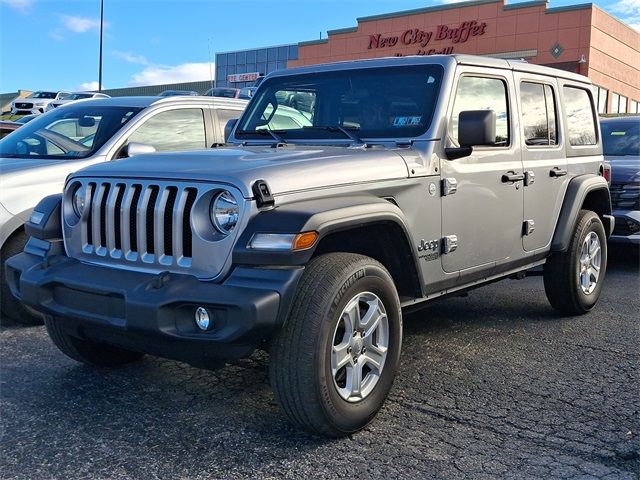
[98, 0, 104, 92]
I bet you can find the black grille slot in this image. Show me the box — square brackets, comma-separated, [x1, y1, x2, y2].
[129, 185, 142, 253]
[183, 188, 197, 258]
[86, 183, 96, 245]
[99, 183, 111, 247]
[164, 187, 178, 256]
[146, 186, 160, 255]
[113, 184, 126, 250]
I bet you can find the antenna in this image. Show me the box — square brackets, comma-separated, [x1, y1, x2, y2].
[208, 38, 214, 92]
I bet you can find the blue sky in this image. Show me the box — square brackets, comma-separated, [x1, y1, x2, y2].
[0, 0, 637, 93]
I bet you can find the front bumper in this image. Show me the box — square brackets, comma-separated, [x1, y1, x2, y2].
[609, 210, 640, 245]
[6, 244, 303, 366]
[11, 105, 45, 115]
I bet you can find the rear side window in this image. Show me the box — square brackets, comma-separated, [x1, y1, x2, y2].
[520, 82, 557, 146]
[128, 108, 206, 152]
[563, 86, 597, 146]
[451, 76, 509, 146]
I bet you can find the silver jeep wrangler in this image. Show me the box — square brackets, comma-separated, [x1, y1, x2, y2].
[7, 55, 612, 436]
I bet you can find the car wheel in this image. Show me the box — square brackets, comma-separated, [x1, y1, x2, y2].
[45, 316, 145, 367]
[270, 253, 402, 437]
[543, 209, 607, 315]
[0, 230, 44, 326]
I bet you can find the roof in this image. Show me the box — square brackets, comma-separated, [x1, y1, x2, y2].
[56, 96, 249, 109]
[267, 54, 591, 85]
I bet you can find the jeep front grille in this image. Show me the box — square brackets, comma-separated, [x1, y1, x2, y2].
[81, 181, 197, 266]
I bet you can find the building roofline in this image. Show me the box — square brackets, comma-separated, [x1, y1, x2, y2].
[590, 2, 640, 33]
[216, 43, 298, 56]
[546, 3, 592, 13]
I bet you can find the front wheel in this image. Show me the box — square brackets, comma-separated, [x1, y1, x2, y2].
[544, 209, 607, 315]
[270, 253, 402, 437]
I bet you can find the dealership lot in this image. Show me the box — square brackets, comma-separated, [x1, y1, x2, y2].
[1, 245, 638, 479]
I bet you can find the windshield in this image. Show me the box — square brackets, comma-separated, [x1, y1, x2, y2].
[206, 88, 239, 98]
[27, 91, 57, 99]
[601, 119, 640, 157]
[69, 93, 95, 100]
[0, 105, 142, 159]
[235, 65, 443, 142]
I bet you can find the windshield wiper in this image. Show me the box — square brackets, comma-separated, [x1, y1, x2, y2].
[303, 125, 367, 147]
[239, 128, 287, 145]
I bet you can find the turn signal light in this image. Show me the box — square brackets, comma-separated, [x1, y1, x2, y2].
[293, 231, 319, 251]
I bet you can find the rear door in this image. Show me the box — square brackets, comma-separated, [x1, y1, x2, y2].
[515, 74, 568, 251]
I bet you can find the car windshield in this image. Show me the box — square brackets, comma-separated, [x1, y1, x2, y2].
[601, 119, 640, 157]
[27, 91, 57, 99]
[235, 65, 443, 142]
[69, 93, 95, 100]
[0, 105, 142, 159]
[206, 88, 238, 98]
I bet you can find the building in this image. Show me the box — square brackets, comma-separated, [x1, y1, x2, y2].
[288, 0, 639, 114]
[215, 44, 299, 89]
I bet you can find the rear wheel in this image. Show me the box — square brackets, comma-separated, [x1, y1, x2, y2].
[544, 210, 607, 315]
[45, 316, 145, 367]
[1, 230, 43, 325]
[270, 253, 402, 437]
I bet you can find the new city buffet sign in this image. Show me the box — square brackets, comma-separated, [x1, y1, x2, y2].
[367, 21, 488, 56]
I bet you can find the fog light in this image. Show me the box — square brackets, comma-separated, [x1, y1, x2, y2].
[194, 307, 211, 331]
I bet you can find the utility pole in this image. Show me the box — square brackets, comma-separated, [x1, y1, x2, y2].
[98, 0, 104, 92]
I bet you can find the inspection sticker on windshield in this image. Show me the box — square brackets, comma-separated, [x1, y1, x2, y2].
[393, 116, 422, 127]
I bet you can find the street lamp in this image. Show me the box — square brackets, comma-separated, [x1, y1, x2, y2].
[98, 0, 104, 92]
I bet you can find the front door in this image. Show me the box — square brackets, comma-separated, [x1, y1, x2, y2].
[441, 71, 524, 273]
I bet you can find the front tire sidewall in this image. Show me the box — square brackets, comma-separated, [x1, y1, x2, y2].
[316, 264, 402, 434]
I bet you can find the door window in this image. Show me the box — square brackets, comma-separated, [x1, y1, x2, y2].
[128, 109, 206, 152]
[520, 82, 558, 146]
[451, 76, 509, 147]
[563, 87, 597, 146]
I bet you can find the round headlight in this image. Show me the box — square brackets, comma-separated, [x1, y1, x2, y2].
[210, 191, 239, 234]
[72, 185, 86, 217]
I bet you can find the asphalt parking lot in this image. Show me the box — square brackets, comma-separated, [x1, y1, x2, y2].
[1, 245, 638, 480]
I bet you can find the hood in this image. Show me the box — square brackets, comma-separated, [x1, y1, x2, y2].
[70, 145, 411, 198]
[606, 155, 640, 184]
[0, 156, 99, 214]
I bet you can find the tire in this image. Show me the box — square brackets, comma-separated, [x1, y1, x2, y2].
[1, 230, 44, 326]
[544, 209, 607, 315]
[270, 253, 402, 437]
[44, 315, 145, 367]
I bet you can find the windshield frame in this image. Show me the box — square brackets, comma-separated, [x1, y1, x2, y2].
[233, 64, 444, 146]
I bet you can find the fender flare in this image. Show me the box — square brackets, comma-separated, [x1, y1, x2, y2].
[233, 194, 422, 275]
[551, 174, 612, 252]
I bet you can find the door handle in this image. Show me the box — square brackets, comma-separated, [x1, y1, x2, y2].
[501, 171, 525, 183]
[549, 167, 567, 177]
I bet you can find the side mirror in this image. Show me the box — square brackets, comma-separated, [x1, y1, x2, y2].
[124, 142, 156, 157]
[224, 118, 238, 142]
[458, 110, 496, 147]
[445, 110, 496, 160]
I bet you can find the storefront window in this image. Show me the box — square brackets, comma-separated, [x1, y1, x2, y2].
[611, 93, 620, 114]
[619, 95, 628, 114]
[592, 85, 608, 114]
[631, 100, 639, 114]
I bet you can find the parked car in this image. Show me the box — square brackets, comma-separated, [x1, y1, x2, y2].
[45, 92, 111, 112]
[158, 90, 199, 97]
[0, 121, 21, 139]
[7, 56, 612, 436]
[238, 87, 257, 100]
[600, 116, 640, 244]
[204, 87, 240, 98]
[11, 91, 71, 115]
[0, 95, 248, 325]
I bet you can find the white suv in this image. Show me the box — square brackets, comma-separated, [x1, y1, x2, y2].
[11, 91, 71, 115]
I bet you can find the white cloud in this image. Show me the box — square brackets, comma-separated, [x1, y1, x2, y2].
[61, 14, 101, 33]
[127, 62, 215, 87]
[0, 0, 33, 12]
[113, 50, 150, 66]
[609, 0, 640, 31]
[76, 81, 100, 91]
